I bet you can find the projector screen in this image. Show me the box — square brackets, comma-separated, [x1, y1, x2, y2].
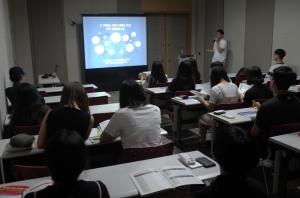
[82, 15, 147, 69]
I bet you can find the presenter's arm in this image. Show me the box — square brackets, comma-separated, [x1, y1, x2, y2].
[205, 49, 213, 53]
[215, 41, 224, 52]
[100, 131, 119, 143]
[84, 115, 94, 141]
[37, 110, 51, 149]
[197, 96, 215, 112]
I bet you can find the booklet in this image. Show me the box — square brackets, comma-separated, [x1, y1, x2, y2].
[191, 84, 210, 98]
[22, 180, 53, 197]
[0, 185, 29, 198]
[238, 83, 253, 96]
[130, 166, 204, 197]
[89, 119, 110, 140]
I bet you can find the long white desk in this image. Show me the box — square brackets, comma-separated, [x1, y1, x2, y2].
[136, 78, 173, 84]
[228, 72, 267, 79]
[37, 74, 60, 85]
[207, 107, 255, 151]
[0, 126, 168, 183]
[0, 151, 220, 197]
[269, 132, 300, 196]
[7, 92, 111, 107]
[37, 84, 98, 93]
[145, 84, 204, 95]
[89, 103, 120, 115]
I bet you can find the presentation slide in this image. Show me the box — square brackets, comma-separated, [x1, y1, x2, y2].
[82, 16, 147, 69]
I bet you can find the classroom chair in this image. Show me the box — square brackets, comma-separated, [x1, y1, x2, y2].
[38, 91, 46, 97]
[235, 74, 246, 87]
[88, 96, 108, 106]
[85, 87, 94, 93]
[92, 112, 114, 128]
[13, 125, 41, 136]
[147, 82, 170, 88]
[14, 165, 50, 181]
[196, 80, 203, 84]
[260, 122, 300, 195]
[121, 141, 174, 163]
[214, 101, 245, 111]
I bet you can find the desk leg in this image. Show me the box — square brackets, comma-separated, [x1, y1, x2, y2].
[174, 105, 190, 151]
[0, 159, 5, 183]
[278, 150, 291, 198]
[273, 150, 282, 194]
[211, 120, 217, 153]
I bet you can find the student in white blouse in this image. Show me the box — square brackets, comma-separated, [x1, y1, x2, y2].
[100, 79, 162, 148]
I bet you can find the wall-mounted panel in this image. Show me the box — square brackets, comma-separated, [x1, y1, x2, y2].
[272, 0, 300, 75]
[203, 0, 224, 82]
[244, 0, 274, 72]
[117, 0, 142, 14]
[224, 0, 246, 72]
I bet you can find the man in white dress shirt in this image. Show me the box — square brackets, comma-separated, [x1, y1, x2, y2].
[205, 29, 227, 64]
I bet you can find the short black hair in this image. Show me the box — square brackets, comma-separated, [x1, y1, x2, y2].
[274, 49, 286, 59]
[119, 79, 146, 108]
[10, 75, 23, 83]
[210, 66, 230, 87]
[210, 61, 224, 69]
[217, 29, 224, 35]
[246, 66, 264, 85]
[45, 129, 87, 184]
[212, 126, 260, 175]
[272, 66, 296, 90]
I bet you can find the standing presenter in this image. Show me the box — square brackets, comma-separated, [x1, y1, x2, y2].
[205, 29, 227, 64]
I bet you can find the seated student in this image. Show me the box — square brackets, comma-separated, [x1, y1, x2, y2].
[10, 83, 50, 128]
[265, 49, 288, 78]
[139, 61, 168, 89]
[100, 79, 162, 148]
[197, 66, 241, 147]
[6, 66, 45, 106]
[251, 66, 300, 156]
[243, 66, 273, 107]
[25, 129, 110, 198]
[194, 126, 268, 198]
[189, 58, 201, 82]
[37, 82, 94, 149]
[165, 60, 195, 111]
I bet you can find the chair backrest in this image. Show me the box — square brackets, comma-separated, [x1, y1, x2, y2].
[235, 74, 247, 87]
[148, 82, 170, 88]
[121, 141, 174, 163]
[92, 112, 114, 128]
[174, 90, 194, 96]
[88, 96, 108, 106]
[85, 87, 94, 93]
[214, 101, 245, 111]
[268, 122, 300, 151]
[13, 125, 41, 136]
[14, 165, 50, 181]
[38, 91, 46, 97]
[196, 80, 202, 84]
[251, 99, 270, 106]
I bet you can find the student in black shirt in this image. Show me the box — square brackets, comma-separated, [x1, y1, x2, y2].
[189, 58, 201, 82]
[194, 126, 268, 198]
[251, 66, 300, 156]
[25, 129, 110, 198]
[243, 66, 273, 107]
[5, 66, 45, 107]
[37, 82, 94, 149]
[10, 83, 50, 128]
[166, 60, 195, 111]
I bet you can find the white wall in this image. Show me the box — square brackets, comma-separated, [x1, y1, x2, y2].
[272, 0, 300, 75]
[10, 0, 33, 84]
[224, 0, 246, 72]
[0, 0, 14, 135]
[62, 0, 117, 83]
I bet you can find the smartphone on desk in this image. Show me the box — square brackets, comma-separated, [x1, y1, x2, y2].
[196, 157, 216, 168]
